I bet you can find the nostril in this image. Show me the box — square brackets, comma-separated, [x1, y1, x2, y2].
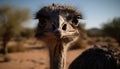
[62, 24, 67, 31]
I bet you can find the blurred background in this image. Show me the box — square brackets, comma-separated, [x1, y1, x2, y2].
[0, 0, 120, 69]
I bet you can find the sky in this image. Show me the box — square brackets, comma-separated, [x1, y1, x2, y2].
[0, 0, 120, 29]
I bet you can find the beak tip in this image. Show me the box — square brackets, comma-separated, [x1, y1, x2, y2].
[54, 30, 61, 37]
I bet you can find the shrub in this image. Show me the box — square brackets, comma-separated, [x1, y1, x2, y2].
[8, 45, 25, 53]
[4, 54, 11, 62]
[102, 17, 120, 44]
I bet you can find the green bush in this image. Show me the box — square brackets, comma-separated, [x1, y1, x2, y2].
[102, 17, 120, 44]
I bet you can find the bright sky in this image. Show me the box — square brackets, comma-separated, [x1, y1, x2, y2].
[0, 0, 120, 29]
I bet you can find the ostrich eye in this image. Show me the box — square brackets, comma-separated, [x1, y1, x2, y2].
[76, 15, 81, 19]
[72, 15, 81, 25]
[72, 18, 79, 25]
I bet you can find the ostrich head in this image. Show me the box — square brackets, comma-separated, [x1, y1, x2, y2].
[35, 4, 82, 47]
[35, 4, 82, 69]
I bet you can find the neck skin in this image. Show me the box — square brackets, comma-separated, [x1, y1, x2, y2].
[48, 41, 68, 69]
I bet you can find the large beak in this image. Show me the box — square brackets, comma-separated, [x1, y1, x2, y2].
[53, 15, 78, 38]
[53, 15, 65, 37]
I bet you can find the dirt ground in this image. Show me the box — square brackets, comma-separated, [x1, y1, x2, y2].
[0, 40, 87, 69]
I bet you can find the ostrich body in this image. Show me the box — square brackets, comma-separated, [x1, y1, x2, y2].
[35, 4, 118, 69]
[69, 45, 118, 69]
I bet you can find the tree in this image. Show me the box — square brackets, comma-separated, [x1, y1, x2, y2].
[102, 17, 120, 44]
[0, 5, 30, 55]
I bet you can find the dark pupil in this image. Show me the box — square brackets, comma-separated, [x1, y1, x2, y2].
[72, 18, 78, 25]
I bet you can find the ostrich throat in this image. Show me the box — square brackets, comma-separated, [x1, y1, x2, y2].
[48, 36, 78, 69]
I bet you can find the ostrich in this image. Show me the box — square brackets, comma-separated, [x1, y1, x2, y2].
[69, 45, 118, 69]
[35, 4, 118, 69]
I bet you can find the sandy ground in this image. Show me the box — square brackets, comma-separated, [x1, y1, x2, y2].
[0, 45, 87, 69]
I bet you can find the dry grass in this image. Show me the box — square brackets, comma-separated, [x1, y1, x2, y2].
[0, 38, 89, 69]
[0, 37, 120, 69]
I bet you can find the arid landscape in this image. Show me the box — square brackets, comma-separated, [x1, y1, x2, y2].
[0, 1, 120, 69]
[0, 38, 89, 69]
[0, 37, 120, 69]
